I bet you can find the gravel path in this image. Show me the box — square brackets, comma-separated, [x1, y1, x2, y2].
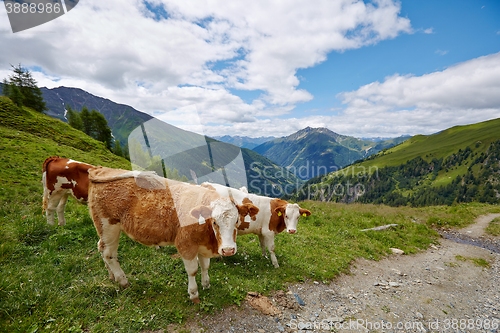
[172, 215, 500, 333]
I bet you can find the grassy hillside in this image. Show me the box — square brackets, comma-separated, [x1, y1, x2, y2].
[298, 118, 500, 206]
[359, 118, 500, 169]
[1, 96, 498, 332]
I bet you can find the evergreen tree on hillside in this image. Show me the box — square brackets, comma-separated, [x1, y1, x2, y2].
[113, 139, 123, 157]
[66, 105, 83, 131]
[66, 105, 113, 150]
[2, 64, 47, 113]
[2, 79, 24, 107]
[80, 106, 92, 135]
[90, 110, 113, 150]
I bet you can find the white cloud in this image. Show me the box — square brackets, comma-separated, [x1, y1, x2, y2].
[330, 52, 500, 137]
[1, 0, 411, 133]
[192, 52, 500, 138]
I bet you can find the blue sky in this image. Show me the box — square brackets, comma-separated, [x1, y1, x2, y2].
[1, 0, 499, 138]
[295, 1, 500, 118]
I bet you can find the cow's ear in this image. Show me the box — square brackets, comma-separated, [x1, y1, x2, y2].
[299, 208, 311, 217]
[236, 203, 257, 218]
[245, 203, 259, 218]
[190, 205, 212, 219]
[274, 206, 286, 217]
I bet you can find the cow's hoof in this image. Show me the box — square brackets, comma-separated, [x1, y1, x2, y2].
[120, 282, 130, 289]
[118, 279, 130, 288]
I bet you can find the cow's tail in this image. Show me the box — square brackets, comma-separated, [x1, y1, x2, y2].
[42, 156, 59, 213]
[42, 172, 48, 213]
[42, 156, 60, 173]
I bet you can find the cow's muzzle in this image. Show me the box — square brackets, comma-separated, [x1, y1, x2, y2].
[221, 247, 236, 256]
[288, 229, 297, 234]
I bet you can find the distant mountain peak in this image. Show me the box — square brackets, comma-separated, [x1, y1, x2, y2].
[288, 126, 344, 142]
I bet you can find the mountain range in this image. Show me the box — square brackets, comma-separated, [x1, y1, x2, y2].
[0, 83, 152, 147]
[253, 127, 409, 180]
[1, 83, 407, 183]
[213, 135, 275, 149]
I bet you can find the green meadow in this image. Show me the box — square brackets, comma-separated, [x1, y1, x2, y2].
[1, 96, 499, 332]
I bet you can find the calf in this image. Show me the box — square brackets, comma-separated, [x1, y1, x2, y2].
[88, 167, 259, 303]
[202, 182, 311, 268]
[42, 156, 94, 226]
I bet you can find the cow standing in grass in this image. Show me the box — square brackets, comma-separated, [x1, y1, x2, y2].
[87, 167, 259, 303]
[202, 182, 311, 268]
[42, 156, 94, 226]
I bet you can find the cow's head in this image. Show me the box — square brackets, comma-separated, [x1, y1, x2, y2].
[190, 198, 258, 256]
[274, 203, 311, 234]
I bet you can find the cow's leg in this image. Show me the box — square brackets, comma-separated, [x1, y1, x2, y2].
[258, 234, 267, 257]
[261, 234, 279, 268]
[42, 180, 49, 216]
[45, 191, 65, 225]
[98, 219, 128, 287]
[56, 193, 69, 226]
[182, 257, 200, 303]
[198, 256, 211, 290]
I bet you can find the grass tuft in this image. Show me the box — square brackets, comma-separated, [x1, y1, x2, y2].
[485, 217, 500, 236]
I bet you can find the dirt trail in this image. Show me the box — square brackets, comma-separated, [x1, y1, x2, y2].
[172, 215, 500, 333]
[459, 213, 500, 238]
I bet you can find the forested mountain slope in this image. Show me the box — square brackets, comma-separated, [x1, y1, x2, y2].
[296, 118, 500, 206]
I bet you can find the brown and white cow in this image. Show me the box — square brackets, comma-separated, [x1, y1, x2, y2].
[87, 166, 259, 303]
[42, 156, 94, 226]
[202, 182, 311, 268]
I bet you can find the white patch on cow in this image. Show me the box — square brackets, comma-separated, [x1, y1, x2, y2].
[117, 170, 158, 179]
[244, 215, 252, 223]
[119, 170, 142, 178]
[55, 176, 71, 189]
[198, 215, 206, 225]
[284, 203, 300, 233]
[209, 198, 238, 255]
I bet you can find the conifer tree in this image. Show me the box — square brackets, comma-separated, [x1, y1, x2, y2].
[66, 105, 83, 131]
[2, 64, 47, 112]
[90, 110, 112, 149]
[80, 106, 92, 135]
